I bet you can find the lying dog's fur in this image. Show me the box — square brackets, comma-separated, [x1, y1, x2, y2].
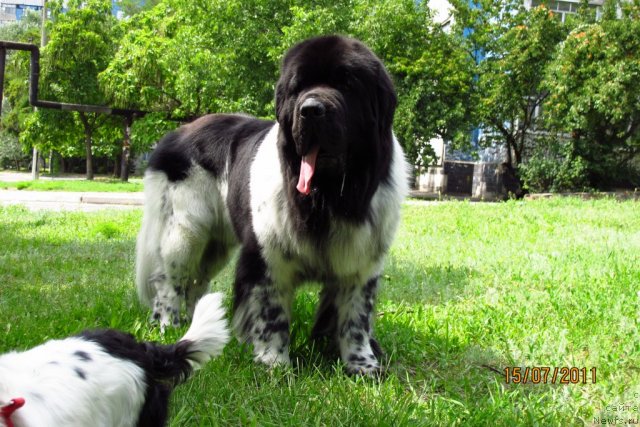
[0, 293, 229, 427]
[135, 35, 409, 374]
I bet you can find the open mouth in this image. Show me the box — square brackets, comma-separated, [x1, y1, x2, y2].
[316, 154, 341, 170]
[296, 145, 320, 195]
[295, 147, 344, 196]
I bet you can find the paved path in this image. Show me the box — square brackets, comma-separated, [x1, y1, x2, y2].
[0, 189, 143, 211]
[0, 171, 89, 182]
[0, 172, 441, 211]
[0, 171, 144, 211]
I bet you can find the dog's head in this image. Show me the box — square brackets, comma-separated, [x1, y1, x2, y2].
[275, 35, 397, 200]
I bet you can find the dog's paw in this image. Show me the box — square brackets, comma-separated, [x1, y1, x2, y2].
[344, 355, 381, 377]
[152, 311, 181, 333]
[254, 347, 291, 367]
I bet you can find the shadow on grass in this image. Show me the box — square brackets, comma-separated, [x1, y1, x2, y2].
[383, 254, 477, 305]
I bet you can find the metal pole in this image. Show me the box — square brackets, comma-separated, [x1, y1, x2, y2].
[32, 0, 46, 180]
[0, 47, 6, 116]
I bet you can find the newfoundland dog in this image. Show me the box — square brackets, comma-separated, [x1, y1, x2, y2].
[135, 35, 409, 375]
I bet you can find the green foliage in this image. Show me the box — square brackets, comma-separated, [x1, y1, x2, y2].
[115, 0, 162, 17]
[44, 0, 116, 105]
[101, 0, 292, 117]
[98, 3, 180, 112]
[453, 0, 568, 166]
[353, 1, 475, 166]
[544, 0, 640, 188]
[21, 109, 122, 159]
[0, 130, 29, 169]
[2, 0, 639, 190]
[518, 137, 589, 192]
[100, 0, 473, 168]
[21, 0, 123, 179]
[130, 112, 175, 153]
[0, 10, 42, 136]
[20, 109, 82, 155]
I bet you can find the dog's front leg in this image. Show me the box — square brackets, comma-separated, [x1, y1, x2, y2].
[232, 248, 292, 367]
[336, 277, 382, 375]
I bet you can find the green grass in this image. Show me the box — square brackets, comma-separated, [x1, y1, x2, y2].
[1, 198, 638, 425]
[0, 178, 143, 192]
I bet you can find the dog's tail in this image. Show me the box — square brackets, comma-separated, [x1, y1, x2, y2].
[147, 293, 230, 384]
[135, 171, 169, 306]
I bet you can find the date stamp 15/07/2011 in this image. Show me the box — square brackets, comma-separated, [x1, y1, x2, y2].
[503, 367, 597, 384]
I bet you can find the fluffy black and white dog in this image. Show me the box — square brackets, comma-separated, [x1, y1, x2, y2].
[135, 35, 409, 375]
[0, 293, 229, 427]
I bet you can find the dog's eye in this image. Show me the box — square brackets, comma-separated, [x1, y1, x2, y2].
[334, 67, 354, 88]
[288, 76, 300, 93]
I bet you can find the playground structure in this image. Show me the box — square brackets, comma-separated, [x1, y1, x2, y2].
[0, 40, 147, 180]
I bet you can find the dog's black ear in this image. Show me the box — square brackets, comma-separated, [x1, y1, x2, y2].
[275, 70, 297, 130]
[373, 62, 397, 140]
[275, 76, 286, 122]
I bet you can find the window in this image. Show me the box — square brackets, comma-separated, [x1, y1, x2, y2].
[531, 0, 600, 23]
[1, 5, 16, 15]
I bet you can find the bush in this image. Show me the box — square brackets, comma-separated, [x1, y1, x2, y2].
[0, 131, 29, 170]
[519, 137, 590, 193]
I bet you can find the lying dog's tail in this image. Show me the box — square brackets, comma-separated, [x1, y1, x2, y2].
[147, 293, 230, 384]
[177, 292, 230, 369]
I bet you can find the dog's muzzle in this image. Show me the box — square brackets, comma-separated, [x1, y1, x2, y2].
[299, 97, 326, 120]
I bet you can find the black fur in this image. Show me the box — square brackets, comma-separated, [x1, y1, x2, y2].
[78, 329, 195, 427]
[147, 131, 192, 182]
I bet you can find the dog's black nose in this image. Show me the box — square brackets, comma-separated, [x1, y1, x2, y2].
[300, 98, 326, 118]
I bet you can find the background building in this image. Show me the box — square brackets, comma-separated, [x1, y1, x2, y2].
[0, 1, 124, 25]
[0, 0, 42, 25]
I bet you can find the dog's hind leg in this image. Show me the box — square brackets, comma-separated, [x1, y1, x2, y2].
[185, 240, 233, 319]
[153, 221, 207, 330]
[151, 277, 182, 331]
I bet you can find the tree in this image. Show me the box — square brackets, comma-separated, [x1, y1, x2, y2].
[452, 0, 567, 168]
[0, 130, 29, 169]
[25, 0, 120, 180]
[354, 0, 475, 165]
[544, 0, 640, 188]
[101, 0, 292, 118]
[115, 0, 162, 17]
[101, 0, 474, 170]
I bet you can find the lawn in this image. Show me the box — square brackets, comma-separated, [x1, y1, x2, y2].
[0, 178, 143, 192]
[1, 198, 638, 426]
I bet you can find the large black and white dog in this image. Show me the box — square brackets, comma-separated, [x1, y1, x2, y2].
[136, 35, 409, 375]
[0, 293, 229, 427]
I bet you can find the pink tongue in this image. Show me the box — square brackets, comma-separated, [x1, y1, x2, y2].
[296, 146, 320, 195]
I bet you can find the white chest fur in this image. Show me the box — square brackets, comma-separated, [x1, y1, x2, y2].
[249, 124, 409, 287]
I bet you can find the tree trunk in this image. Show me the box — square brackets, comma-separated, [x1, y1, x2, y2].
[113, 154, 121, 178]
[79, 112, 94, 180]
[505, 136, 514, 167]
[84, 132, 93, 180]
[120, 115, 132, 182]
[514, 144, 523, 166]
